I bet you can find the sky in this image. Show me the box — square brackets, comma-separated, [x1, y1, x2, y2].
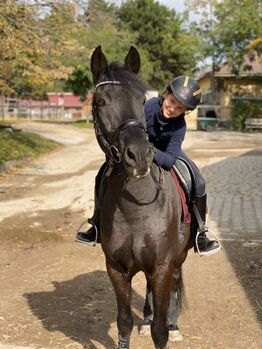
[110, 0, 200, 22]
[158, 0, 186, 13]
[111, 0, 186, 13]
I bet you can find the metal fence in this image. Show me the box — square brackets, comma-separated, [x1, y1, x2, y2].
[0, 96, 91, 121]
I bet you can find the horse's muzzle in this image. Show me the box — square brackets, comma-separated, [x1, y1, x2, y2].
[133, 167, 151, 178]
[123, 143, 154, 178]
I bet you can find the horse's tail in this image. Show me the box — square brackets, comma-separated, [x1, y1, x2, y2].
[177, 269, 188, 312]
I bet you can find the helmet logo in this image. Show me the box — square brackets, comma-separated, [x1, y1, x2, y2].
[193, 88, 202, 96]
[183, 76, 189, 87]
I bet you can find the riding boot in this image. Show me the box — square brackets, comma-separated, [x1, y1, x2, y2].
[75, 209, 101, 245]
[194, 194, 221, 256]
[75, 162, 108, 246]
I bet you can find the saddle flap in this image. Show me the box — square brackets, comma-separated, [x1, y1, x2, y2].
[173, 159, 192, 203]
[170, 167, 191, 224]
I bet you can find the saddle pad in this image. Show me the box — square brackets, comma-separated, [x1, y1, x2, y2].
[170, 168, 191, 224]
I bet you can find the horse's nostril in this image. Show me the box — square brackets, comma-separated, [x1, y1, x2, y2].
[125, 147, 138, 166]
[127, 149, 135, 160]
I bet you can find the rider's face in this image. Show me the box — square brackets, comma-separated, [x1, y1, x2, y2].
[162, 93, 187, 119]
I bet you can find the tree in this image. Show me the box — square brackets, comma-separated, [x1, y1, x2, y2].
[0, 0, 137, 98]
[40, 1, 93, 98]
[63, 0, 134, 99]
[83, 0, 134, 61]
[185, 0, 262, 73]
[215, 0, 261, 73]
[117, 0, 199, 90]
[0, 1, 74, 97]
[247, 37, 262, 62]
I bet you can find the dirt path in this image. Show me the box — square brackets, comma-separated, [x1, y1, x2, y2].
[0, 123, 261, 349]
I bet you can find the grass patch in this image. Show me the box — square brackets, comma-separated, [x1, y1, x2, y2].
[71, 119, 93, 128]
[0, 129, 60, 166]
[0, 118, 30, 125]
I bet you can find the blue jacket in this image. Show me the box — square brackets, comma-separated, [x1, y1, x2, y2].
[144, 97, 186, 170]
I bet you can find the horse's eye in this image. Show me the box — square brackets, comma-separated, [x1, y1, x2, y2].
[96, 98, 105, 107]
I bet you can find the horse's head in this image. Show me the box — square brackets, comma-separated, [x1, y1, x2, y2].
[91, 46, 154, 178]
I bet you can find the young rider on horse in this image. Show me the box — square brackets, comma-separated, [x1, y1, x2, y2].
[76, 75, 220, 256]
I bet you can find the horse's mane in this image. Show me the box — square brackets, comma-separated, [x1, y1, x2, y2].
[106, 63, 147, 94]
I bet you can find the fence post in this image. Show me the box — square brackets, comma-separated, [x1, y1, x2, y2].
[41, 100, 43, 119]
[29, 98, 32, 119]
[1, 96, 4, 120]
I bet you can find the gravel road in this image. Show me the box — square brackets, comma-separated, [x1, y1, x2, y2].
[0, 123, 261, 349]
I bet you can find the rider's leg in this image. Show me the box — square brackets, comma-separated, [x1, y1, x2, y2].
[179, 151, 220, 255]
[75, 162, 108, 245]
[167, 289, 182, 342]
[140, 284, 182, 341]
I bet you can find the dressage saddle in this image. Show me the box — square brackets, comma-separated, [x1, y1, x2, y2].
[173, 158, 195, 206]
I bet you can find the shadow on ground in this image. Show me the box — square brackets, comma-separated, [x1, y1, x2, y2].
[24, 270, 145, 348]
[221, 241, 262, 324]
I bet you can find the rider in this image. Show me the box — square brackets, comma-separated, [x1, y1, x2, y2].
[76, 75, 220, 256]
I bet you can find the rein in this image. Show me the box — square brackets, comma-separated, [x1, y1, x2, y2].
[92, 80, 146, 166]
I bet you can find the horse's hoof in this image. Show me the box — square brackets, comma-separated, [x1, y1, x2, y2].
[139, 323, 151, 336]
[169, 328, 183, 342]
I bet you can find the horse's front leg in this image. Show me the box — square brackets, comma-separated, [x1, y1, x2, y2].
[151, 261, 173, 349]
[106, 261, 133, 349]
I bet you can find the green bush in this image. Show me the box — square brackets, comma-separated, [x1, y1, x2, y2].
[232, 99, 262, 131]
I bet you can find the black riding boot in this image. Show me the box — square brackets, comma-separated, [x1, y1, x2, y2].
[194, 194, 221, 256]
[75, 162, 108, 246]
[75, 210, 101, 245]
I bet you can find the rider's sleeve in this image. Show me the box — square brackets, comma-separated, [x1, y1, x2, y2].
[153, 126, 186, 170]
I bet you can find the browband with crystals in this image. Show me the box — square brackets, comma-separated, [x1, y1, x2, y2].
[94, 80, 121, 91]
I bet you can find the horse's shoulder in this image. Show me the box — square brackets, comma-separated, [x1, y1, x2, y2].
[151, 163, 170, 178]
[151, 164, 175, 189]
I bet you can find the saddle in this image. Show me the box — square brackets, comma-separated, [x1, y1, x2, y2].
[170, 158, 195, 224]
[173, 158, 195, 204]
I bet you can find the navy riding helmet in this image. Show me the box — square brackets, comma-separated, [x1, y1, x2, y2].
[169, 76, 202, 110]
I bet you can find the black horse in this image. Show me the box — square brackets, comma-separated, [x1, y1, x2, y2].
[90, 46, 192, 349]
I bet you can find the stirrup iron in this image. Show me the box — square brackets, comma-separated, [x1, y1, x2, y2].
[193, 205, 222, 257]
[195, 229, 222, 257]
[75, 219, 99, 246]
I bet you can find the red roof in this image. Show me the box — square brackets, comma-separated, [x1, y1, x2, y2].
[48, 93, 83, 108]
[20, 100, 49, 107]
[20, 93, 85, 108]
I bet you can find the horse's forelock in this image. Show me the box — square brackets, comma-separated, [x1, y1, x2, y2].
[105, 63, 147, 94]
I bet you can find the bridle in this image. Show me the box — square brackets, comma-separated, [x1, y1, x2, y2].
[92, 80, 147, 165]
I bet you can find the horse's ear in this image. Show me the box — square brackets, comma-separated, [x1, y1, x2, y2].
[125, 46, 140, 74]
[91, 46, 108, 84]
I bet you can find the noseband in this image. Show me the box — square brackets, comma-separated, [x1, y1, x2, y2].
[92, 80, 147, 165]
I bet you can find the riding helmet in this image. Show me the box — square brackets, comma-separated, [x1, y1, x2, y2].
[169, 76, 202, 110]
